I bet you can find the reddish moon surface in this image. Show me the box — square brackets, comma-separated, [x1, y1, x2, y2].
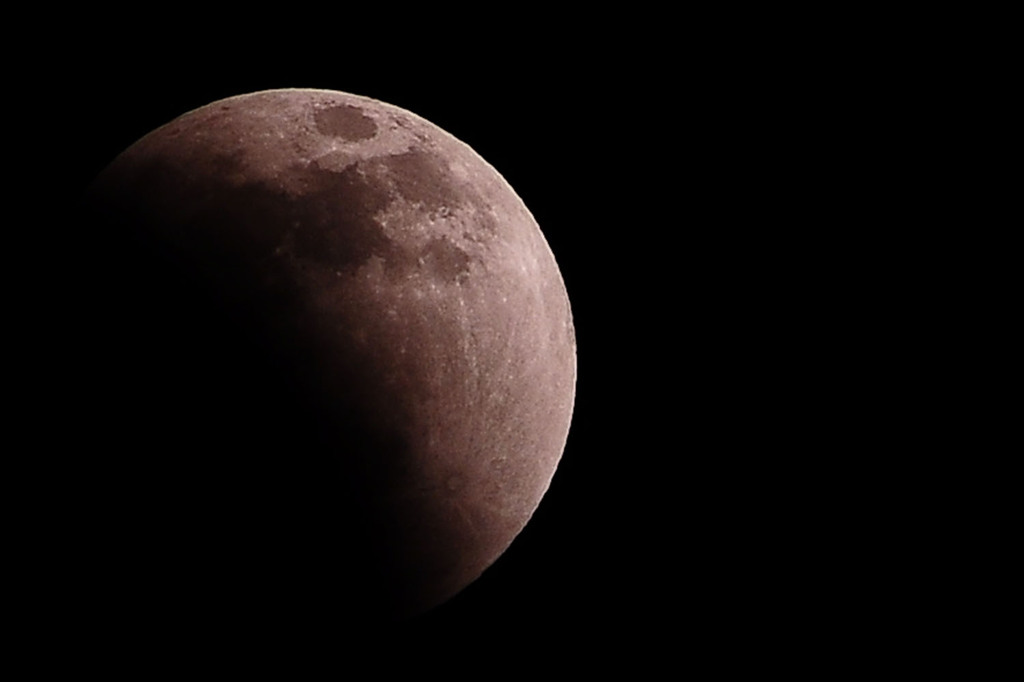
[83, 89, 576, 624]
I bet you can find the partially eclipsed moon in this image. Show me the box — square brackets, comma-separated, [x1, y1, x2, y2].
[83, 89, 576, 625]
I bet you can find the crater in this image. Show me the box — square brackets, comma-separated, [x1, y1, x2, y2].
[314, 105, 378, 141]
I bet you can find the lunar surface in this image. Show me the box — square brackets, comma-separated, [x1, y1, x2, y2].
[82, 89, 575, 625]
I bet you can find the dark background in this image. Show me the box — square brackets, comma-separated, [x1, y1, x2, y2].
[53, 59, 696, 651]
[18, 14, 945, 670]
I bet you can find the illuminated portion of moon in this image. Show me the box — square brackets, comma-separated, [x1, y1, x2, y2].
[85, 89, 575, 621]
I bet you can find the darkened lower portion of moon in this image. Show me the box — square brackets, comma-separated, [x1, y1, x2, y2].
[80, 89, 575, 628]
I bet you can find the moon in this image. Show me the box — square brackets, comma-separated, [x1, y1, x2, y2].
[81, 89, 575, 627]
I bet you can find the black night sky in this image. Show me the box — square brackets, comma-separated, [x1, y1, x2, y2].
[19, 14, 931, 671]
